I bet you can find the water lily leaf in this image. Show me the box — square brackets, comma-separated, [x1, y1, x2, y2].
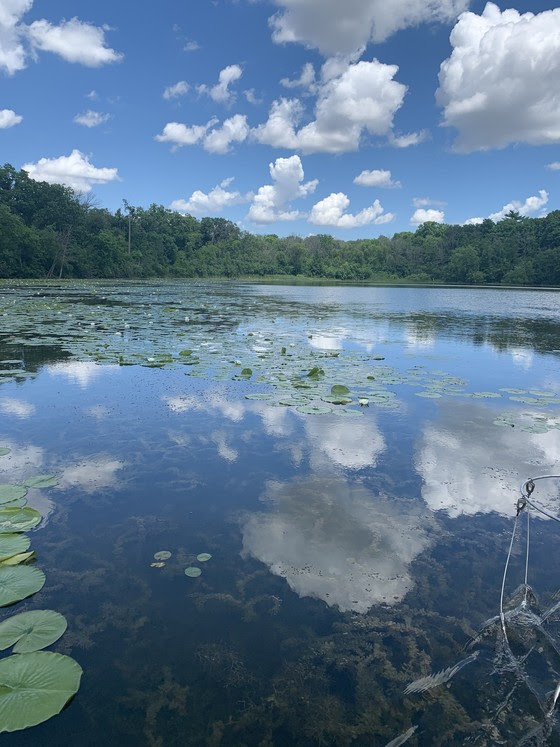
[0, 610, 67, 653]
[153, 551, 171, 561]
[240, 368, 252, 377]
[244, 393, 275, 400]
[321, 396, 352, 405]
[306, 367, 324, 379]
[0, 566, 45, 607]
[150, 562, 165, 568]
[196, 553, 212, 562]
[415, 391, 442, 398]
[179, 349, 193, 356]
[184, 567, 202, 577]
[0, 552, 35, 567]
[0, 486, 27, 506]
[0, 535, 30, 562]
[0, 651, 82, 732]
[0, 508, 41, 534]
[23, 475, 59, 489]
[296, 404, 332, 415]
[0, 449, 10, 457]
[331, 385, 350, 396]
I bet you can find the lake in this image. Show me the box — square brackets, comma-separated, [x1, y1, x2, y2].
[1, 280, 560, 745]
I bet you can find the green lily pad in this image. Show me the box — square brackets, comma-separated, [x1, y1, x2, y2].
[196, 553, 212, 562]
[244, 393, 275, 400]
[153, 551, 171, 561]
[0, 535, 30, 562]
[240, 368, 252, 377]
[0, 449, 10, 457]
[321, 396, 352, 405]
[296, 404, 332, 415]
[150, 562, 165, 568]
[0, 486, 28, 506]
[0, 508, 41, 534]
[415, 391, 442, 398]
[23, 475, 59, 489]
[331, 385, 350, 396]
[0, 552, 35, 567]
[0, 651, 82, 732]
[184, 567, 202, 578]
[0, 566, 45, 607]
[0, 610, 67, 653]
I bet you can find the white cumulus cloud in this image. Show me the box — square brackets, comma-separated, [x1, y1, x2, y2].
[26, 17, 122, 67]
[203, 114, 249, 154]
[280, 62, 316, 91]
[388, 130, 429, 148]
[547, 162, 560, 171]
[269, 0, 468, 56]
[354, 169, 400, 188]
[437, 3, 560, 151]
[0, 0, 31, 74]
[73, 110, 110, 127]
[197, 64, 242, 104]
[254, 59, 407, 153]
[171, 177, 251, 215]
[410, 208, 445, 225]
[0, 108, 22, 127]
[155, 118, 218, 148]
[488, 190, 548, 222]
[163, 80, 189, 99]
[248, 154, 318, 224]
[22, 149, 119, 193]
[413, 196, 446, 208]
[309, 192, 394, 228]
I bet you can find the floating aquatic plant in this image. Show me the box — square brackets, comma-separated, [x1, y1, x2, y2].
[0, 534, 30, 562]
[0, 508, 41, 533]
[184, 567, 202, 577]
[0, 566, 46, 607]
[0, 652, 82, 733]
[0, 610, 67, 653]
[22, 475, 59, 489]
[153, 551, 171, 561]
[196, 553, 212, 562]
[0, 486, 28, 506]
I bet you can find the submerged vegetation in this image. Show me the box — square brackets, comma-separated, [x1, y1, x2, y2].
[2, 163, 560, 284]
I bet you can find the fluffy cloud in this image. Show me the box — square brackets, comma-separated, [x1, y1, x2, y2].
[0, 0, 31, 74]
[0, 3, 122, 74]
[156, 115, 248, 154]
[269, 0, 468, 56]
[197, 64, 242, 104]
[437, 3, 560, 151]
[280, 62, 316, 91]
[410, 208, 445, 225]
[547, 162, 560, 171]
[22, 149, 119, 193]
[354, 169, 400, 188]
[26, 17, 122, 67]
[309, 192, 394, 228]
[73, 110, 110, 127]
[248, 154, 317, 224]
[388, 130, 429, 148]
[0, 108, 22, 128]
[488, 190, 548, 222]
[254, 59, 407, 153]
[203, 114, 249, 154]
[163, 80, 189, 100]
[171, 177, 251, 215]
[155, 118, 218, 148]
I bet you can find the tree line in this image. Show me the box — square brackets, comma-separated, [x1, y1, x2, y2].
[1, 163, 559, 285]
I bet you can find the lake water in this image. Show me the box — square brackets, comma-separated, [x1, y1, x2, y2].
[1, 281, 560, 745]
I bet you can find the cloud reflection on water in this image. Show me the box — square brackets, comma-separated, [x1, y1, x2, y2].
[416, 402, 560, 518]
[241, 477, 431, 613]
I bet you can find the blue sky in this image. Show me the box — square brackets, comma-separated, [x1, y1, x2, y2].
[1, 0, 559, 237]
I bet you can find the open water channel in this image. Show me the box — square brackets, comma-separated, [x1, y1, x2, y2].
[1, 280, 560, 745]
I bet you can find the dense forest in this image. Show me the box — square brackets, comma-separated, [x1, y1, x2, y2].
[1, 163, 559, 285]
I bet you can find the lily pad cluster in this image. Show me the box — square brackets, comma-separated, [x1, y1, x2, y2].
[0, 471, 82, 733]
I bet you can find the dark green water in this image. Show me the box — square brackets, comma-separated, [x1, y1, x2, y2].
[1, 280, 560, 745]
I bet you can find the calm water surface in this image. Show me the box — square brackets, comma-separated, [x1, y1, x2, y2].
[1, 281, 560, 746]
